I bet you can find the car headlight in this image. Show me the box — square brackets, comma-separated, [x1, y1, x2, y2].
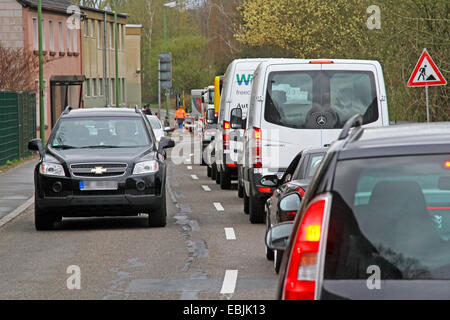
[40, 162, 65, 177]
[133, 160, 159, 175]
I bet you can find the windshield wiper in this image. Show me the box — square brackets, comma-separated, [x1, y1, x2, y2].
[80, 145, 124, 149]
[52, 145, 78, 150]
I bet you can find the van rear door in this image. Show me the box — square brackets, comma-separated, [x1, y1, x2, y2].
[260, 63, 322, 172]
[320, 62, 386, 146]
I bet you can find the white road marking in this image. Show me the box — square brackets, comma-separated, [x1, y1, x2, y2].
[220, 270, 238, 294]
[187, 166, 192, 170]
[202, 185, 211, 192]
[224, 228, 236, 240]
[185, 159, 191, 164]
[191, 175, 199, 180]
[0, 197, 34, 228]
[214, 202, 224, 211]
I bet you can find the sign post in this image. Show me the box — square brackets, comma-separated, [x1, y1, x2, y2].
[407, 49, 447, 123]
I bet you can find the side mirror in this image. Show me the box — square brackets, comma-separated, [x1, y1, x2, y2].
[266, 221, 294, 251]
[28, 139, 44, 157]
[260, 175, 279, 187]
[278, 193, 301, 217]
[230, 108, 243, 129]
[158, 136, 175, 152]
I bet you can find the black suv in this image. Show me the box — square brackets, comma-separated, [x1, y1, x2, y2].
[267, 115, 450, 300]
[28, 107, 175, 230]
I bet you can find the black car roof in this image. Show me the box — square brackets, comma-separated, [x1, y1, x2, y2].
[62, 108, 142, 118]
[338, 122, 450, 159]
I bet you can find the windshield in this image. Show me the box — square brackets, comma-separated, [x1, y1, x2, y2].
[265, 71, 378, 129]
[51, 117, 151, 148]
[147, 116, 162, 129]
[325, 154, 450, 281]
[208, 88, 215, 105]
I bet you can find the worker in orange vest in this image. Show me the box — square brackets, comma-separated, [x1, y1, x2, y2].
[174, 107, 187, 129]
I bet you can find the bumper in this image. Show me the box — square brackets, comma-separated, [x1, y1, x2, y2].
[246, 168, 275, 199]
[35, 173, 164, 216]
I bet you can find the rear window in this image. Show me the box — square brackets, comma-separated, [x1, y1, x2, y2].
[292, 153, 325, 180]
[324, 155, 450, 280]
[208, 88, 215, 105]
[264, 71, 379, 129]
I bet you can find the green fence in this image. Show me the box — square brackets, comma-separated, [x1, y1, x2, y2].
[0, 91, 37, 166]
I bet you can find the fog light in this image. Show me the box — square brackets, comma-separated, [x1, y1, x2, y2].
[136, 181, 146, 191]
[52, 182, 63, 193]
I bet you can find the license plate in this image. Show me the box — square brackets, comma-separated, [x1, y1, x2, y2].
[79, 181, 118, 191]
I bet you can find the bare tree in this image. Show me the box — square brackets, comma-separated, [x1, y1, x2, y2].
[0, 45, 39, 92]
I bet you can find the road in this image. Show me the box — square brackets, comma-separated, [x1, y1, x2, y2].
[0, 131, 278, 300]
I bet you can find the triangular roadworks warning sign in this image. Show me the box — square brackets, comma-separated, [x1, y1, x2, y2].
[408, 49, 447, 87]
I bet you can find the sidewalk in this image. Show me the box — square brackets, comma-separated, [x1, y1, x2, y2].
[0, 159, 37, 221]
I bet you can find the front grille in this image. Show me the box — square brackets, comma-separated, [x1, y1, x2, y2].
[70, 163, 128, 178]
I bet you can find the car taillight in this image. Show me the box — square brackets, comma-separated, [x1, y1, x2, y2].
[252, 127, 262, 168]
[296, 186, 305, 198]
[223, 121, 230, 149]
[282, 195, 329, 300]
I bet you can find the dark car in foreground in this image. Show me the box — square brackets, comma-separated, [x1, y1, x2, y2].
[267, 116, 450, 300]
[265, 148, 327, 273]
[28, 107, 175, 230]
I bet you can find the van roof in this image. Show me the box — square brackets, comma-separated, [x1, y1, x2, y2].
[254, 58, 382, 69]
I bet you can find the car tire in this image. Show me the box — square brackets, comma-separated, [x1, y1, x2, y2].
[211, 165, 217, 180]
[220, 170, 231, 190]
[249, 196, 265, 224]
[215, 168, 221, 185]
[207, 166, 212, 178]
[148, 187, 167, 228]
[34, 204, 56, 231]
[237, 180, 244, 198]
[243, 192, 249, 214]
[274, 250, 283, 274]
[265, 213, 274, 260]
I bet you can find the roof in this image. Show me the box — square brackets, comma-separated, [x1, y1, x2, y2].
[338, 122, 450, 159]
[80, 5, 128, 18]
[17, 0, 74, 13]
[63, 108, 142, 118]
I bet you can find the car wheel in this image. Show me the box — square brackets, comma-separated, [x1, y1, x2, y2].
[274, 250, 283, 274]
[34, 204, 56, 231]
[211, 165, 217, 180]
[265, 213, 274, 260]
[148, 187, 167, 228]
[237, 180, 244, 198]
[243, 191, 249, 214]
[207, 166, 212, 178]
[249, 196, 265, 224]
[220, 170, 231, 190]
[215, 168, 221, 185]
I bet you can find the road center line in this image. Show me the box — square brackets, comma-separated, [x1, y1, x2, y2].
[202, 185, 211, 192]
[224, 228, 236, 240]
[220, 270, 238, 294]
[191, 175, 199, 180]
[213, 202, 224, 211]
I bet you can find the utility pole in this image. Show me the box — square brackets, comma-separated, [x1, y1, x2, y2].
[38, 0, 45, 143]
[163, 5, 169, 116]
[114, 0, 119, 107]
[104, 11, 109, 107]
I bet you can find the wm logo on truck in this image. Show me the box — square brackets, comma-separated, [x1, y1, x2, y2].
[236, 74, 254, 86]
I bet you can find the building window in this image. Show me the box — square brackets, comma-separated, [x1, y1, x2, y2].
[84, 19, 88, 37]
[92, 79, 97, 97]
[32, 18, 38, 51]
[97, 21, 101, 48]
[42, 20, 46, 51]
[85, 79, 90, 97]
[58, 22, 64, 52]
[73, 29, 78, 53]
[49, 21, 54, 52]
[98, 78, 103, 96]
[109, 23, 113, 49]
[67, 26, 72, 52]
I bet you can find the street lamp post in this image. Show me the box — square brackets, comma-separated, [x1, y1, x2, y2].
[38, 0, 45, 143]
[163, 2, 176, 117]
[114, 0, 119, 107]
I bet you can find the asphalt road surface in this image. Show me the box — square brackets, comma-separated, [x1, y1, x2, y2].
[0, 131, 278, 300]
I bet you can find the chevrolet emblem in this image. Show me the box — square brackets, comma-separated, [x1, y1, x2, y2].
[91, 167, 107, 175]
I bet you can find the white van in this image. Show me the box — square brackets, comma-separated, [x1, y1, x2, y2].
[215, 58, 273, 189]
[239, 59, 390, 223]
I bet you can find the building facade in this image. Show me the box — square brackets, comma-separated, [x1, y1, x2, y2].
[81, 6, 128, 108]
[125, 24, 142, 108]
[0, 0, 84, 138]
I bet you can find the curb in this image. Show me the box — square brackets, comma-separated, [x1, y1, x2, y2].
[0, 197, 34, 229]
